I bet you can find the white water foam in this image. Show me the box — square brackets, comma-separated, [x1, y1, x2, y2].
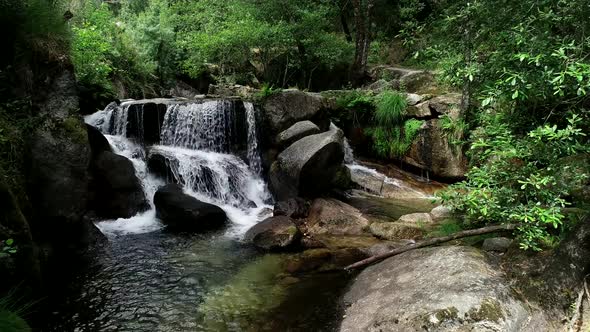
[86, 100, 272, 238]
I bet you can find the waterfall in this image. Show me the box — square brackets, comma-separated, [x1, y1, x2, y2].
[85, 99, 272, 237]
[160, 101, 237, 152]
[245, 102, 263, 175]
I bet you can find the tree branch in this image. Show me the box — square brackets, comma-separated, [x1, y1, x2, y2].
[344, 224, 518, 271]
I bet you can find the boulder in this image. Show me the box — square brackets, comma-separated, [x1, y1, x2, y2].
[269, 125, 347, 199]
[340, 246, 549, 332]
[275, 121, 320, 147]
[244, 216, 301, 251]
[398, 212, 434, 224]
[29, 116, 90, 229]
[91, 151, 149, 219]
[154, 184, 227, 232]
[261, 89, 332, 134]
[482, 237, 513, 252]
[430, 205, 453, 221]
[369, 221, 425, 240]
[406, 102, 432, 118]
[305, 198, 370, 236]
[273, 197, 310, 219]
[403, 119, 467, 179]
[86, 124, 111, 156]
[405, 93, 423, 106]
[400, 70, 436, 93]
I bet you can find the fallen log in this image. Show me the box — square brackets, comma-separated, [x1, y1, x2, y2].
[345, 223, 518, 270]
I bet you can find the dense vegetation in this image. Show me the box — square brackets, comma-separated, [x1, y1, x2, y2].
[2, 0, 590, 251]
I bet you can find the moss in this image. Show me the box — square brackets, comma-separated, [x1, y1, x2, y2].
[60, 116, 87, 144]
[435, 307, 459, 322]
[466, 298, 505, 323]
[286, 226, 299, 236]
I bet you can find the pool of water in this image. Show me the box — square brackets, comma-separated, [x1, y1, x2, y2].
[41, 228, 349, 332]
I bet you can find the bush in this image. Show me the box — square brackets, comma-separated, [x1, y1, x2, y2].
[439, 112, 589, 250]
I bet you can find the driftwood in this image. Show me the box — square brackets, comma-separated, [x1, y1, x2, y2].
[344, 223, 518, 271]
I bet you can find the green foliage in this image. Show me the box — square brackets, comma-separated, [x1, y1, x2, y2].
[0, 289, 32, 332]
[440, 113, 589, 250]
[374, 91, 408, 128]
[173, 0, 352, 86]
[440, 115, 467, 148]
[1, 239, 16, 257]
[257, 83, 283, 99]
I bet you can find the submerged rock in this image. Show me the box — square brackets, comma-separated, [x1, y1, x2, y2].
[91, 151, 149, 219]
[305, 198, 370, 236]
[340, 246, 549, 332]
[276, 120, 320, 147]
[245, 216, 301, 251]
[154, 184, 227, 232]
[270, 125, 348, 199]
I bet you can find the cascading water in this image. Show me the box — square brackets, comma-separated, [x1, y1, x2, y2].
[85, 100, 272, 236]
[343, 137, 432, 198]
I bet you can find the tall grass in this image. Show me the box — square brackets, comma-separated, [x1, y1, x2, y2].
[0, 289, 33, 332]
[374, 90, 407, 127]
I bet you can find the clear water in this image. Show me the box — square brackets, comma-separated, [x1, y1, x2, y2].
[55, 100, 351, 332]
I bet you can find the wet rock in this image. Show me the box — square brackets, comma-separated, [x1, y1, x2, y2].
[273, 197, 310, 219]
[340, 246, 549, 332]
[30, 115, 90, 227]
[154, 184, 227, 232]
[261, 89, 332, 134]
[398, 212, 434, 224]
[244, 216, 301, 251]
[430, 205, 453, 221]
[269, 125, 347, 200]
[91, 151, 150, 218]
[369, 222, 425, 240]
[86, 124, 111, 156]
[482, 237, 513, 252]
[275, 120, 320, 147]
[404, 118, 467, 179]
[306, 198, 370, 236]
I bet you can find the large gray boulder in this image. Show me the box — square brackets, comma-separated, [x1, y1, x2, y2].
[276, 120, 320, 147]
[91, 151, 149, 218]
[154, 184, 227, 232]
[244, 216, 301, 251]
[340, 246, 549, 332]
[261, 89, 331, 134]
[269, 125, 348, 199]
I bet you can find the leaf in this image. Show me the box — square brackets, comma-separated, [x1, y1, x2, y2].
[512, 90, 519, 99]
[5, 238, 13, 246]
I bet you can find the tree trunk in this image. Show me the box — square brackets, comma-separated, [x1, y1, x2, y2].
[345, 224, 518, 270]
[339, 0, 353, 42]
[350, 0, 374, 85]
